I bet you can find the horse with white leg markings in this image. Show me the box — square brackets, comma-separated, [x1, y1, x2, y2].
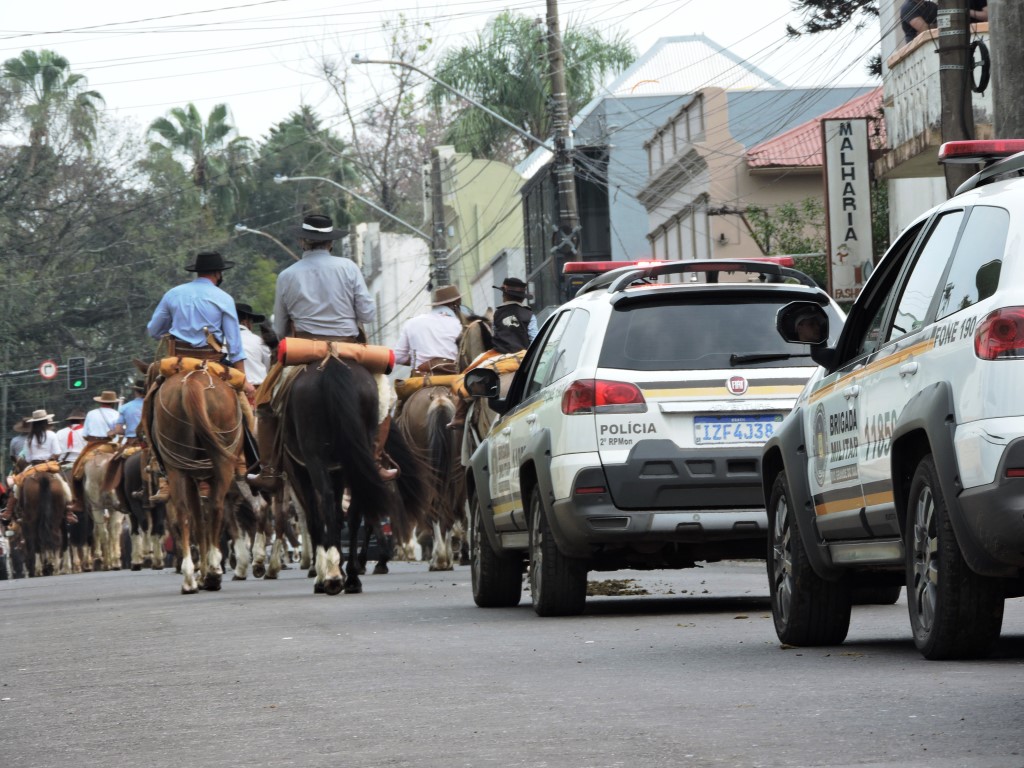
[81, 447, 125, 571]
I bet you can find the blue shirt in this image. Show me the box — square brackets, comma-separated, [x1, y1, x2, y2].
[115, 397, 144, 439]
[147, 277, 245, 363]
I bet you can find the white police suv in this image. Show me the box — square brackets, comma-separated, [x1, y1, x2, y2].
[762, 140, 1024, 659]
[463, 259, 841, 616]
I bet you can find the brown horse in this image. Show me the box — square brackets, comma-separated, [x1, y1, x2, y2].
[18, 471, 67, 577]
[396, 384, 465, 571]
[281, 357, 428, 594]
[149, 367, 243, 594]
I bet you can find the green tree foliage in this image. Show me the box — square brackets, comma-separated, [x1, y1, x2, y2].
[787, 1, 881, 77]
[430, 11, 635, 160]
[745, 198, 828, 288]
[148, 103, 254, 223]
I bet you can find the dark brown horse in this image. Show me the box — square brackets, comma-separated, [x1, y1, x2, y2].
[396, 384, 465, 570]
[18, 471, 67, 577]
[281, 357, 428, 594]
[114, 450, 167, 571]
[149, 367, 243, 593]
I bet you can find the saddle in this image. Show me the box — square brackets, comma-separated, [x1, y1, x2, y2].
[159, 356, 247, 392]
[395, 374, 461, 401]
[13, 461, 61, 486]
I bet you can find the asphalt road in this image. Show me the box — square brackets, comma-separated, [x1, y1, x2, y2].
[2, 559, 1023, 768]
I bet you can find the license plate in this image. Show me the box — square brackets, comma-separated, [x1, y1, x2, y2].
[694, 415, 782, 444]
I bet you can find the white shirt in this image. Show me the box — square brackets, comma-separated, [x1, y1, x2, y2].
[394, 307, 462, 367]
[20, 431, 59, 462]
[240, 326, 272, 385]
[54, 424, 86, 464]
[83, 406, 119, 439]
[273, 249, 376, 339]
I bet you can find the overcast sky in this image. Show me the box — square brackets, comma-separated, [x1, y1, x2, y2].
[0, 0, 880, 141]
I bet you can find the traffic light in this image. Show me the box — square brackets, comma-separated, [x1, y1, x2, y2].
[67, 357, 87, 391]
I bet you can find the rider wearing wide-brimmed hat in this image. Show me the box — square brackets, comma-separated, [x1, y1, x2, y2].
[4, 409, 75, 524]
[54, 409, 87, 467]
[252, 214, 392, 490]
[235, 302, 272, 388]
[146, 251, 250, 388]
[68, 390, 123, 514]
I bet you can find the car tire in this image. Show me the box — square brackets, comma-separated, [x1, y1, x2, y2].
[905, 455, 1004, 660]
[529, 487, 586, 617]
[470, 490, 522, 608]
[767, 472, 851, 645]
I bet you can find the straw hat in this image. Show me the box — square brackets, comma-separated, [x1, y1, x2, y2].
[430, 285, 462, 307]
[25, 408, 54, 423]
[93, 390, 120, 404]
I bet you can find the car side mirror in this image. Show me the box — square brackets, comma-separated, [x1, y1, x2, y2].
[464, 368, 501, 399]
[777, 301, 829, 345]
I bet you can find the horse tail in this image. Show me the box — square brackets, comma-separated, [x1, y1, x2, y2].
[319, 359, 387, 505]
[383, 426, 431, 542]
[426, 394, 457, 524]
[35, 474, 60, 553]
[181, 373, 238, 464]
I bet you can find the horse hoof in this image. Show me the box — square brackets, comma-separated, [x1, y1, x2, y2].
[306, 567, 316, 578]
[313, 581, 326, 594]
[264, 572, 278, 580]
[130, 564, 142, 571]
[231, 574, 246, 581]
[372, 563, 389, 575]
[344, 582, 362, 594]
[253, 564, 266, 579]
[324, 578, 343, 596]
[204, 574, 222, 591]
[142, 557, 153, 568]
[181, 587, 198, 595]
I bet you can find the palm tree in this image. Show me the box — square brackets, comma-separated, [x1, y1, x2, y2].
[430, 12, 635, 159]
[148, 102, 253, 219]
[1, 49, 104, 165]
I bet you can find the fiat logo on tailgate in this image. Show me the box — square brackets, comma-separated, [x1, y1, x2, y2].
[727, 376, 748, 395]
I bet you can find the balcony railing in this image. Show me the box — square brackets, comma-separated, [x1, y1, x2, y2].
[876, 24, 991, 180]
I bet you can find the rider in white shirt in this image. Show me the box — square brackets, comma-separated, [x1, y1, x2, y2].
[54, 409, 87, 468]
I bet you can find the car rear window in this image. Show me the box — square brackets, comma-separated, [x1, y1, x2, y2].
[598, 297, 841, 371]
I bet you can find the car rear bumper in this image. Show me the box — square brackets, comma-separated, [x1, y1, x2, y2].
[955, 436, 1024, 576]
[550, 494, 767, 558]
[602, 439, 766, 509]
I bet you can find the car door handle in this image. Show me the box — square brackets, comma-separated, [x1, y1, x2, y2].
[501, 428, 512, 436]
[526, 415, 537, 425]
[899, 362, 919, 378]
[842, 385, 861, 400]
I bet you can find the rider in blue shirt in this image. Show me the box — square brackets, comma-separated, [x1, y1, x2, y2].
[146, 251, 247, 373]
[113, 381, 145, 441]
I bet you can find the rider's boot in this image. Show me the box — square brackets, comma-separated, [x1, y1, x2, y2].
[374, 416, 399, 482]
[446, 397, 468, 431]
[69, 477, 84, 514]
[248, 411, 282, 492]
[149, 476, 170, 504]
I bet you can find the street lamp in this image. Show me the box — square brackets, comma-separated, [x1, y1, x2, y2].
[233, 223, 299, 261]
[350, 54, 554, 153]
[272, 174, 430, 241]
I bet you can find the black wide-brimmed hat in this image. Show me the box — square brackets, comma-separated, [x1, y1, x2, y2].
[65, 409, 87, 422]
[295, 214, 344, 241]
[132, 379, 146, 393]
[235, 302, 266, 323]
[495, 277, 532, 300]
[186, 251, 235, 272]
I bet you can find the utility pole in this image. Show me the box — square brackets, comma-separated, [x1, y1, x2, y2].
[545, 0, 581, 261]
[991, 0, 1024, 137]
[429, 148, 450, 287]
[938, 0, 977, 195]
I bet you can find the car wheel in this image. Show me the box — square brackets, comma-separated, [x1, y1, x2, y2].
[470, 490, 522, 608]
[767, 472, 851, 645]
[905, 455, 1004, 660]
[528, 487, 586, 616]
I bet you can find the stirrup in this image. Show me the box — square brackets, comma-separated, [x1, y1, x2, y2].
[247, 471, 282, 492]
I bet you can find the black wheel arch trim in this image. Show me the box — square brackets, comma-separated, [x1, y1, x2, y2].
[890, 380, 1007, 576]
[520, 428, 574, 554]
[762, 406, 843, 579]
[468, 438, 503, 555]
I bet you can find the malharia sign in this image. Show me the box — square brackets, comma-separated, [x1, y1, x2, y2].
[822, 118, 874, 302]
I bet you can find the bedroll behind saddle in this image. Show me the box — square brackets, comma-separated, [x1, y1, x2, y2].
[14, 461, 61, 485]
[394, 374, 461, 402]
[277, 337, 395, 375]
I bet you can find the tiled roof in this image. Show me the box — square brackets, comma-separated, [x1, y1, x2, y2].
[745, 87, 885, 169]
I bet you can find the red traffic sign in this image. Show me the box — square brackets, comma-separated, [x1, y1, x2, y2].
[39, 360, 58, 380]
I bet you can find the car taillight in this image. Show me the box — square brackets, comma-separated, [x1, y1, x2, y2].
[561, 379, 647, 414]
[975, 307, 1024, 360]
